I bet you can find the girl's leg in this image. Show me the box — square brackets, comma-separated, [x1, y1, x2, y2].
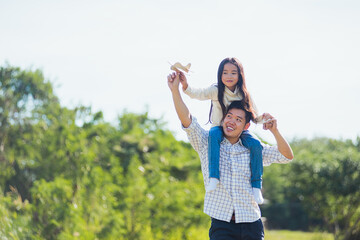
[207, 126, 223, 192]
[241, 130, 264, 204]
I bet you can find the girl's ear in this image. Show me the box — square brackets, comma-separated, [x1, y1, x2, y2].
[244, 122, 250, 130]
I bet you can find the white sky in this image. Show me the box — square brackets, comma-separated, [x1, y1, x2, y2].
[1, 0, 359, 143]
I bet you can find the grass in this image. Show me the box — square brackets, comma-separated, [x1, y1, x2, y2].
[185, 226, 334, 240]
[265, 230, 334, 240]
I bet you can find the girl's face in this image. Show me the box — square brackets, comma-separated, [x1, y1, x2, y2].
[221, 63, 239, 92]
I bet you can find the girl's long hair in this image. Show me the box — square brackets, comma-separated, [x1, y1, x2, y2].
[208, 57, 256, 123]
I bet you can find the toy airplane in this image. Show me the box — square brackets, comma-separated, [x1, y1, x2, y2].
[170, 62, 191, 73]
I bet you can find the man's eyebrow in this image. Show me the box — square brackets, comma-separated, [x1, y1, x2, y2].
[228, 111, 243, 119]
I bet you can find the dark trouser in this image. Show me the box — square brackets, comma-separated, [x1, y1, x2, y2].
[209, 218, 264, 240]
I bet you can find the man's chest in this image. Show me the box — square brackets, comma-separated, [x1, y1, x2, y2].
[219, 144, 251, 177]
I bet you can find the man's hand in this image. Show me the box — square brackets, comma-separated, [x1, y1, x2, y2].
[167, 72, 180, 92]
[262, 113, 278, 134]
[167, 71, 192, 128]
[261, 113, 294, 160]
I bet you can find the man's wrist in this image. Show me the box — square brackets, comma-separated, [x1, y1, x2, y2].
[171, 88, 181, 95]
[270, 128, 280, 136]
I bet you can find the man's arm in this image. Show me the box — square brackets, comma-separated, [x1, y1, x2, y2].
[262, 113, 294, 160]
[167, 72, 192, 128]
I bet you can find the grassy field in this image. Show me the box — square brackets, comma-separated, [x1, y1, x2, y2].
[185, 226, 334, 240]
[265, 230, 334, 240]
[186, 228, 334, 240]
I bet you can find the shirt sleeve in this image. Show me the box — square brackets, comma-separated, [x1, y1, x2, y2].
[262, 145, 293, 166]
[183, 85, 218, 101]
[182, 116, 208, 154]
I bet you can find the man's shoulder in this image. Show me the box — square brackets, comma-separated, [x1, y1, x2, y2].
[183, 117, 209, 142]
[181, 116, 210, 154]
[183, 116, 207, 133]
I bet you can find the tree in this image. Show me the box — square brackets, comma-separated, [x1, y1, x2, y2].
[0, 63, 58, 196]
[288, 138, 360, 239]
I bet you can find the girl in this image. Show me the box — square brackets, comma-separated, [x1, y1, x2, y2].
[178, 57, 264, 204]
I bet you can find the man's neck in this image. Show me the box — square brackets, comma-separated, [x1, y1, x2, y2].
[225, 136, 240, 145]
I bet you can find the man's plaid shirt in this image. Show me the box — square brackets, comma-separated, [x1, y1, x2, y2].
[183, 117, 292, 223]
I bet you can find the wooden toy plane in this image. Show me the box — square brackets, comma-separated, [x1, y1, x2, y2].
[170, 62, 191, 73]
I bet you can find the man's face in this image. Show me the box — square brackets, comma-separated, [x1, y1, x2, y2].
[222, 108, 250, 143]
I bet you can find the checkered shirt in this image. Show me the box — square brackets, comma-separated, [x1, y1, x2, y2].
[182, 117, 292, 223]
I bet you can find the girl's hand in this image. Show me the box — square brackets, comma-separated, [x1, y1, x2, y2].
[167, 72, 180, 91]
[178, 71, 188, 91]
[262, 113, 278, 133]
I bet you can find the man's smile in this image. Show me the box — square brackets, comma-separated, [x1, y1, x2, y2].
[225, 124, 235, 132]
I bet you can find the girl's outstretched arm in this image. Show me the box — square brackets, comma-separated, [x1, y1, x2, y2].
[183, 84, 218, 101]
[176, 70, 218, 100]
[179, 72, 189, 91]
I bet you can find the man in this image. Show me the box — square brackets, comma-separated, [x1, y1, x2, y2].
[167, 72, 294, 240]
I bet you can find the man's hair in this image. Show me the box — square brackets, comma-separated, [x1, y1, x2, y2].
[225, 101, 251, 123]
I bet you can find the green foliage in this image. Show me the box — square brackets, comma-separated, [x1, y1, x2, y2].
[288, 138, 360, 239]
[0, 188, 32, 239]
[31, 177, 73, 239]
[0, 63, 58, 193]
[1, 63, 359, 239]
[262, 138, 360, 239]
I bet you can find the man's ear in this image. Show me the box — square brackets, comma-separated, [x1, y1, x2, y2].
[244, 122, 250, 130]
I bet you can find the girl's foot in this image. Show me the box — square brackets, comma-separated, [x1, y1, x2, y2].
[206, 178, 219, 192]
[252, 188, 264, 204]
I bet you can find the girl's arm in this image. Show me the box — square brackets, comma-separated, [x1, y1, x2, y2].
[178, 72, 218, 100]
[179, 71, 189, 91]
[185, 85, 218, 101]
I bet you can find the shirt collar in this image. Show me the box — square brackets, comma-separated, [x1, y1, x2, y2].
[221, 136, 243, 146]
